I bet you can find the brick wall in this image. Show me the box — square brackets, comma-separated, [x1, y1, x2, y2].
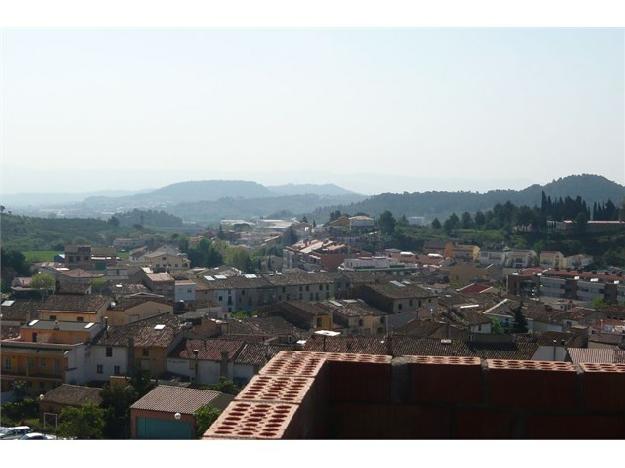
[203, 351, 625, 439]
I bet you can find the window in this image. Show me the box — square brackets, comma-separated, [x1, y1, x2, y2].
[299, 286, 303, 292]
[114, 365, 120, 375]
[316, 318, 322, 327]
[282, 287, 286, 293]
[142, 348, 149, 357]
[409, 299, 414, 307]
[398, 303, 403, 311]
[242, 290, 246, 296]
[77, 316, 84, 322]
[309, 294, 313, 301]
[218, 296, 223, 302]
[358, 319, 364, 327]
[4, 358, 10, 370]
[106, 347, 113, 357]
[32, 332, 38, 343]
[96, 364, 103, 374]
[40, 382, 46, 389]
[54, 360, 60, 372]
[40, 358, 46, 368]
[305, 285, 310, 291]
[380, 317, 385, 324]
[319, 285, 323, 291]
[49, 315, 57, 320]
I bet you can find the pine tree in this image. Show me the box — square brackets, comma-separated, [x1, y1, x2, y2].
[512, 303, 528, 333]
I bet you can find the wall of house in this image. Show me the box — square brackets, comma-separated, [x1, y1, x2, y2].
[166, 358, 233, 385]
[19, 328, 93, 345]
[86, 344, 128, 382]
[175, 284, 197, 303]
[1, 348, 67, 393]
[232, 363, 256, 386]
[130, 408, 196, 439]
[109, 302, 173, 326]
[40, 307, 105, 322]
[135, 347, 169, 377]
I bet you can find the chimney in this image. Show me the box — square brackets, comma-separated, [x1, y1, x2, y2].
[104, 316, 109, 338]
[219, 350, 229, 378]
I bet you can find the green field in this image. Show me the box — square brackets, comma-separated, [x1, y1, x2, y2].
[23, 250, 61, 263]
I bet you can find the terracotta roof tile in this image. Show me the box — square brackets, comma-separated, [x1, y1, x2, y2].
[130, 385, 233, 415]
[42, 384, 103, 406]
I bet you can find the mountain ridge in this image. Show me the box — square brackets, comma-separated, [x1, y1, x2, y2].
[306, 174, 625, 222]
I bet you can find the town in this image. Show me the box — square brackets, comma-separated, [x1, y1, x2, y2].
[2, 190, 625, 439]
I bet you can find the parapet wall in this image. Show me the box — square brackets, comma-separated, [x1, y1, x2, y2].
[204, 351, 625, 439]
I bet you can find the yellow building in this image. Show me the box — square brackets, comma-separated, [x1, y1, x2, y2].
[1, 320, 103, 394]
[38, 294, 109, 322]
[107, 298, 173, 326]
[452, 244, 481, 262]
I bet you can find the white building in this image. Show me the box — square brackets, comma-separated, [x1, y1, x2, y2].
[407, 216, 426, 226]
[478, 250, 507, 266]
[175, 280, 197, 303]
[86, 342, 129, 382]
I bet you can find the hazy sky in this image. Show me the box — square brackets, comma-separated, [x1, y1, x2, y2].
[2, 28, 624, 194]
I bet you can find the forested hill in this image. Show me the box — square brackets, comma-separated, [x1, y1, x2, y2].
[0, 213, 134, 251]
[307, 174, 625, 222]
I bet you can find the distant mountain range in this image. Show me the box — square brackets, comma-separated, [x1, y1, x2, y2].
[307, 174, 625, 222]
[2, 180, 365, 222]
[3, 174, 623, 226]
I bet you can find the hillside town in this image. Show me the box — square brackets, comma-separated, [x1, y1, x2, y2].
[3, 207, 625, 440]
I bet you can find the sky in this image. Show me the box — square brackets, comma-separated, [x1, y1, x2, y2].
[1, 28, 624, 195]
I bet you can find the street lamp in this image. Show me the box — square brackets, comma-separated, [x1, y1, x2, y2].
[174, 412, 181, 421]
[193, 349, 199, 383]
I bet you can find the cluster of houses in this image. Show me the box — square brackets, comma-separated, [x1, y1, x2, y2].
[3, 216, 625, 438]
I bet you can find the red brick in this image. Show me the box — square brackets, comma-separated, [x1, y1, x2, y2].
[454, 408, 517, 439]
[486, 360, 577, 409]
[234, 373, 327, 438]
[203, 401, 301, 439]
[407, 355, 483, 404]
[388, 404, 452, 438]
[235, 375, 314, 404]
[579, 363, 625, 412]
[259, 351, 327, 377]
[327, 356, 392, 403]
[329, 402, 452, 439]
[525, 414, 625, 439]
[329, 402, 388, 438]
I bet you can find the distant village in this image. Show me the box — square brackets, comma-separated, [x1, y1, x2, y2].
[2, 210, 625, 440]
